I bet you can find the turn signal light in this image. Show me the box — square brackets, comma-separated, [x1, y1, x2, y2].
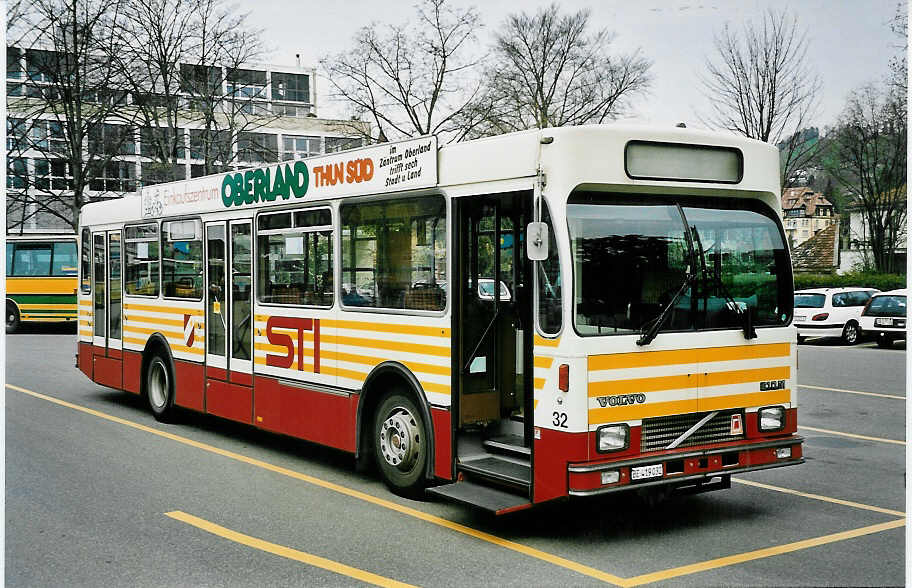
[558, 364, 569, 392]
[811, 313, 829, 321]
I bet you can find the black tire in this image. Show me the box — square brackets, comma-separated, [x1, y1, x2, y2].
[6, 302, 20, 334]
[877, 334, 894, 349]
[841, 321, 860, 345]
[146, 354, 176, 422]
[373, 393, 428, 494]
[797, 335, 806, 344]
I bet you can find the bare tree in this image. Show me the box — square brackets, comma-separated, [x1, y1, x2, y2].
[7, 0, 132, 233]
[825, 84, 906, 273]
[700, 9, 821, 187]
[320, 0, 485, 142]
[114, 0, 277, 184]
[467, 4, 651, 137]
[889, 2, 907, 97]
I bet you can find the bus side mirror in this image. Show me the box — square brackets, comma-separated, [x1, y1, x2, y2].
[527, 222, 549, 261]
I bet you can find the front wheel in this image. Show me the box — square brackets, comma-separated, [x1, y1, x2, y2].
[146, 354, 176, 422]
[373, 393, 428, 494]
[6, 302, 20, 334]
[841, 322, 860, 345]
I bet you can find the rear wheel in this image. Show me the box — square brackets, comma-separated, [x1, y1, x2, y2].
[146, 354, 176, 422]
[373, 393, 428, 494]
[841, 321, 860, 345]
[6, 302, 20, 334]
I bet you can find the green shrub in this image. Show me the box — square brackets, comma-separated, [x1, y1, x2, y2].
[794, 272, 907, 292]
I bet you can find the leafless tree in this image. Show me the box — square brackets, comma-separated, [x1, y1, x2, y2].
[113, 0, 277, 184]
[320, 0, 485, 142]
[700, 9, 821, 188]
[467, 4, 651, 137]
[7, 0, 132, 233]
[825, 84, 906, 273]
[889, 2, 907, 97]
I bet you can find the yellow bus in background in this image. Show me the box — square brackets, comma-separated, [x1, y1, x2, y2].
[6, 234, 79, 333]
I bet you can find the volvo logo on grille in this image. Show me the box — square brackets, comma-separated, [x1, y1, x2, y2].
[760, 380, 786, 391]
[596, 393, 646, 408]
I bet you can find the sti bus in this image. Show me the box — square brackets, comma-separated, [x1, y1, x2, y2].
[6, 234, 79, 333]
[77, 125, 803, 514]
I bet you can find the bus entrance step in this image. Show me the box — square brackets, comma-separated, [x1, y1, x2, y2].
[458, 456, 530, 490]
[426, 481, 532, 515]
[482, 435, 530, 458]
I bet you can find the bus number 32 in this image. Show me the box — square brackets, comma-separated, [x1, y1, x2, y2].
[265, 316, 321, 373]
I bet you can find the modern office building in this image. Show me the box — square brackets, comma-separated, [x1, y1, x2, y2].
[6, 46, 369, 233]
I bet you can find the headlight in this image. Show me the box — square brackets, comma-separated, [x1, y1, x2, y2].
[759, 406, 785, 431]
[597, 424, 629, 452]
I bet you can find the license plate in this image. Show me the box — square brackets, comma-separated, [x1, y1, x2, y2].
[794, 314, 806, 322]
[875, 317, 893, 326]
[631, 464, 663, 481]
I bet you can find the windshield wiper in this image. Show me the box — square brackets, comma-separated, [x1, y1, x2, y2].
[637, 266, 694, 346]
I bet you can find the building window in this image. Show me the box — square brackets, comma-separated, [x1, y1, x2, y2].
[282, 135, 321, 160]
[30, 120, 67, 153]
[237, 132, 278, 163]
[140, 127, 185, 159]
[272, 103, 312, 117]
[90, 161, 136, 192]
[7, 158, 27, 189]
[180, 64, 222, 94]
[7, 46, 22, 79]
[26, 49, 56, 83]
[189, 129, 232, 161]
[271, 72, 310, 103]
[341, 196, 447, 311]
[89, 124, 135, 156]
[257, 208, 333, 306]
[227, 68, 266, 99]
[325, 136, 362, 153]
[35, 159, 71, 190]
[7, 118, 27, 151]
[140, 162, 186, 186]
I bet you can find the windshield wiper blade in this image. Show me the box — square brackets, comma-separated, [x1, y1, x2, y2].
[637, 267, 693, 346]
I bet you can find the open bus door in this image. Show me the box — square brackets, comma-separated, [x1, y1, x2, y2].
[90, 230, 123, 388]
[430, 192, 535, 513]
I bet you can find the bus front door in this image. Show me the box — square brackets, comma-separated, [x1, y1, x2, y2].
[91, 230, 123, 388]
[203, 220, 254, 423]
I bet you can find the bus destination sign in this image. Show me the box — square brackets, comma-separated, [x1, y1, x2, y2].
[140, 135, 438, 219]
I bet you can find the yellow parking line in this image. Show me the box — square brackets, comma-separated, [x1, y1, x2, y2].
[732, 478, 905, 517]
[166, 511, 415, 588]
[799, 425, 905, 446]
[620, 519, 905, 587]
[7, 383, 626, 586]
[799, 384, 905, 400]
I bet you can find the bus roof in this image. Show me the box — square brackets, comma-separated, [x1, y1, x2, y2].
[80, 124, 779, 226]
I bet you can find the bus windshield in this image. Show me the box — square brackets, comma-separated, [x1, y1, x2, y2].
[568, 192, 792, 337]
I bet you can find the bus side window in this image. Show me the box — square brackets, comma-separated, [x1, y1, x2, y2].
[52, 241, 78, 276]
[6, 242, 14, 277]
[162, 220, 203, 299]
[12, 243, 52, 276]
[537, 202, 561, 334]
[81, 228, 91, 292]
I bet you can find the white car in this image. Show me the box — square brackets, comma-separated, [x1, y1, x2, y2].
[793, 287, 879, 344]
[859, 289, 907, 348]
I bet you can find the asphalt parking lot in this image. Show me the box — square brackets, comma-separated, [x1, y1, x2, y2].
[5, 327, 907, 586]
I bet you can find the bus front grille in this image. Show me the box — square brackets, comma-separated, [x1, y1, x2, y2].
[640, 409, 745, 453]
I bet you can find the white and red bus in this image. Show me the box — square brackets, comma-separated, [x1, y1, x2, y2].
[77, 125, 803, 513]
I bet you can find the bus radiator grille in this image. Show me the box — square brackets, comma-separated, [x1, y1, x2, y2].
[640, 409, 745, 453]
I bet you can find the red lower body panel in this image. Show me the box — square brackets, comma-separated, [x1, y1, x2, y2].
[174, 360, 205, 412]
[431, 407, 452, 480]
[254, 376, 356, 452]
[206, 379, 252, 424]
[122, 350, 142, 394]
[93, 355, 122, 389]
[78, 343, 93, 379]
[533, 428, 589, 503]
[207, 366, 228, 382]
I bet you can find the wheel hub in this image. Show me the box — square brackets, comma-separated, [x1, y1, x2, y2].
[379, 408, 420, 471]
[149, 362, 167, 409]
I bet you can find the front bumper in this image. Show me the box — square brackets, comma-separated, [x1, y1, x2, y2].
[795, 323, 844, 338]
[568, 436, 804, 496]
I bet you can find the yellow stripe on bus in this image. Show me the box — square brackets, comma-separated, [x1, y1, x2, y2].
[534, 356, 554, 369]
[534, 377, 546, 390]
[124, 315, 186, 327]
[331, 335, 450, 357]
[123, 303, 203, 316]
[124, 325, 183, 338]
[589, 389, 791, 422]
[6, 277, 78, 295]
[534, 335, 560, 348]
[17, 304, 77, 311]
[253, 316, 450, 339]
[588, 366, 791, 397]
[79, 299, 93, 306]
[589, 342, 791, 371]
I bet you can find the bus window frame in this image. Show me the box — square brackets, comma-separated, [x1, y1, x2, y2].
[337, 191, 449, 318]
[255, 205, 335, 309]
[81, 228, 92, 292]
[8, 239, 77, 278]
[160, 216, 204, 302]
[533, 197, 564, 340]
[123, 221, 161, 298]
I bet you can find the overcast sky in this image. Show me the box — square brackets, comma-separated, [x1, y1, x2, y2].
[245, 0, 899, 133]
